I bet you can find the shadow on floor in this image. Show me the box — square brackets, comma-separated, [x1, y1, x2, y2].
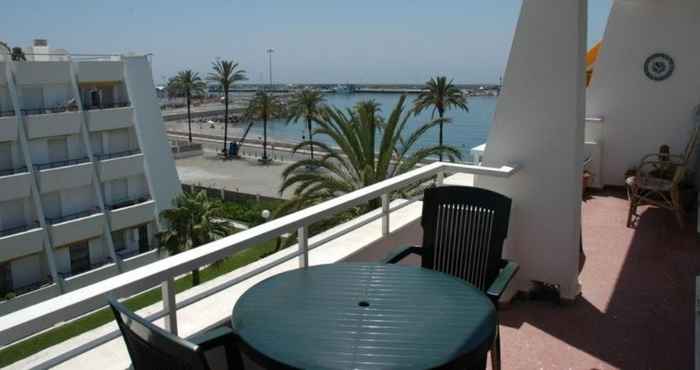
[500, 194, 698, 369]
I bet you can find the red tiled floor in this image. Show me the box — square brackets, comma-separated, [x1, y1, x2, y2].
[349, 190, 698, 369]
[497, 190, 698, 370]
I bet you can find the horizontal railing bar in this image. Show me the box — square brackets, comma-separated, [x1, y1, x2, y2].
[175, 249, 303, 312]
[308, 213, 384, 250]
[388, 198, 421, 213]
[0, 161, 516, 345]
[18, 53, 122, 57]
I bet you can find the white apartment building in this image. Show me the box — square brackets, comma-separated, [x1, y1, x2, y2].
[0, 40, 181, 307]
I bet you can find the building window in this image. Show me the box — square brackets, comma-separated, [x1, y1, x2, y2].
[112, 230, 126, 252]
[69, 242, 90, 275]
[0, 262, 12, 296]
[138, 224, 150, 253]
[90, 132, 103, 157]
[0, 142, 12, 173]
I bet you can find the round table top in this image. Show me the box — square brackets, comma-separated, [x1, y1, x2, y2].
[232, 263, 496, 370]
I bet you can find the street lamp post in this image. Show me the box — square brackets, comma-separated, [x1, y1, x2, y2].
[266, 48, 274, 89]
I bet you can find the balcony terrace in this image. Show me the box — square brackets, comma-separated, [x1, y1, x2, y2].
[0, 166, 27, 177]
[0, 161, 696, 369]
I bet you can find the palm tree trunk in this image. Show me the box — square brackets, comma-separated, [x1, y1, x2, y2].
[263, 116, 268, 161]
[307, 118, 314, 160]
[223, 89, 229, 152]
[438, 110, 444, 162]
[191, 268, 200, 286]
[186, 91, 192, 143]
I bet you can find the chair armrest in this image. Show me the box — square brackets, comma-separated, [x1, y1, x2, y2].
[190, 326, 237, 351]
[382, 245, 422, 264]
[486, 260, 519, 302]
[190, 327, 244, 369]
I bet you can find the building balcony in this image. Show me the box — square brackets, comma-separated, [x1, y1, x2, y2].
[105, 194, 150, 211]
[48, 210, 104, 247]
[0, 172, 32, 202]
[36, 160, 93, 194]
[14, 61, 72, 85]
[0, 113, 18, 142]
[76, 61, 124, 83]
[33, 157, 90, 171]
[24, 110, 81, 139]
[108, 198, 155, 230]
[97, 151, 144, 182]
[0, 162, 697, 369]
[0, 166, 28, 177]
[95, 149, 141, 161]
[82, 102, 130, 111]
[0, 223, 43, 262]
[85, 104, 133, 132]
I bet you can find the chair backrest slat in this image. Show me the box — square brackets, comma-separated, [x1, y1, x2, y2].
[421, 186, 511, 293]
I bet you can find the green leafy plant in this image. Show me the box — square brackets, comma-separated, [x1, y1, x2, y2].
[158, 191, 234, 285]
[277, 94, 461, 217]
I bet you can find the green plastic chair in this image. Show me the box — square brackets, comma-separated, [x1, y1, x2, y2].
[384, 185, 519, 370]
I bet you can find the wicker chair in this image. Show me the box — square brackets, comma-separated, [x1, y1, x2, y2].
[626, 124, 698, 228]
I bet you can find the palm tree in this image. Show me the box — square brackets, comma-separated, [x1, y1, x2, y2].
[246, 91, 284, 163]
[171, 70, 206, 142]
[207, 60, 247, 152]
[158, 191, 233, 285]
[413, 76, 468, 161]
[287, 89, 325, 160]
[278, 95, 462, 214]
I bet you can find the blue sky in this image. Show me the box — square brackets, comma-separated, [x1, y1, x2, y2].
[4, 1, 612, 84]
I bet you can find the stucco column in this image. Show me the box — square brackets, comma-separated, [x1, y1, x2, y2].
[477, 0, 587, 300]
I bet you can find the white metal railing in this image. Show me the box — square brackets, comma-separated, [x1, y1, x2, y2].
[0, 161, 517, 365]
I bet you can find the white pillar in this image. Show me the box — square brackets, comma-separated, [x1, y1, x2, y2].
[477, 0, 587, 300]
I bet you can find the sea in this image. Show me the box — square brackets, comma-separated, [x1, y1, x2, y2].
[232, 92, 496, 159]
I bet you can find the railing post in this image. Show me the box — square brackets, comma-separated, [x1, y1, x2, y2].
[381, 193, 390, 236]
[298, 225, 309, 268]
[436, 172, 444, 187]
[161, 277, 178, 335]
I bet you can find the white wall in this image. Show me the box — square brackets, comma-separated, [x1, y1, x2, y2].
[66, 134, 85, 160]
[0, 86, 12, 112]
[123, 57, 181, 223]
[29, 139, 48, 165]
[60, 184, 96, 215]
[587, 0, 700, 185]
[42, 84, 71, 110]
[477, 0, 587, 300]
[127, 175, 147, 198]
[54, 247, 70, 275]
[88, 237, 107, 265]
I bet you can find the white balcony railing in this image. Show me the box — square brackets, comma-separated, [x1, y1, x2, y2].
[0, 161, 517, 366]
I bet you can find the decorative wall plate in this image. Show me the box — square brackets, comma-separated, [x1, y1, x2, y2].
[644, 53, 674, 81]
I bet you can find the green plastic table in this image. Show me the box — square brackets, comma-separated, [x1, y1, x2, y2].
[232, 263, 496, 369]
